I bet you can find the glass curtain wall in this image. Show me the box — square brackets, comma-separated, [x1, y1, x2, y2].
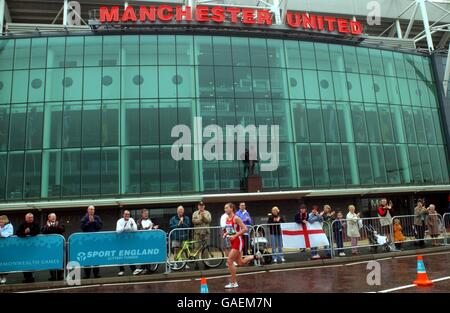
[0, 35, 448, 201]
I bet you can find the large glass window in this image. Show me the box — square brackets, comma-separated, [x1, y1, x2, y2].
[24, 151, 41, 199]
[14, 39, 31, 70]
[6, 152, 24, 200]
[0, 35, 448, 201]
[30, 38, 47, 68]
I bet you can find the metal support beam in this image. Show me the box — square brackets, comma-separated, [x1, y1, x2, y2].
[404, 2, 418, 39]
[396, 19, 403, 39]
[272, 0, 282, 25]
[3, 0, 10, 23]
[444, 42, 450, 97]
[188, 0, 196, 21]
[388, 22, 397, 37]
[437, 27, 450, 49]
[63, 0, 68, 26]
[0, 0, 4, 34]
[280, 0, 288, 24]
[418, 0, 435, 51]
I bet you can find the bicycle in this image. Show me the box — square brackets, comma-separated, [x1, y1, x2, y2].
[168, 239, 224, 271]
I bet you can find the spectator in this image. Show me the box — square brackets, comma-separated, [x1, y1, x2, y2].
[137, 209, 159, 231]
[0, 215, 13, 284]
[393, 218, 405, 250]
[220, 210, 229, 252]
[426, 205, 440, 246]
[80, 205, 103, 279]
[333, 211, 346, 256]
[346, 205, 361, 255]
[236, 202, 252, 256]
[295, 204, 308, 224]
[308, 206, 323, 259]
[320, 205, 335, 258]
[220, 209, 234, 266]
[414, 199, 428, 248]
[267, 206, 285, 263]
[16, 213, 40, 283]
[295, 204, 308, 252]
[169, 206, 190, 256]
[136, 208, 160, 275]
[116, 210, 139, 276]
[192, 201, 212, 246]
[377, 198, 393, 241]
[41, 213, 65, 281]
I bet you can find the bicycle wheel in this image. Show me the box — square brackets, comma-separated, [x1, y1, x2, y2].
[201, 246, 224, 268]
[168, 249, 188, 271]
[147, 263, 159, 273]
[262, 251, 273, 265]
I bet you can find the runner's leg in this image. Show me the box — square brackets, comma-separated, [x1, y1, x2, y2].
[227, 249, 240, 284]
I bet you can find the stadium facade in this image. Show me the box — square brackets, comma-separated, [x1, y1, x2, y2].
[1, 0, 450, 231]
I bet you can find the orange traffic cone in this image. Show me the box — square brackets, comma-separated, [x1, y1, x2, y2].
[200, 277, 209, 293]
[413, 255, 433, 287]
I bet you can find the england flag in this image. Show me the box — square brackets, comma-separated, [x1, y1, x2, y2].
[281, 222, 329, 249]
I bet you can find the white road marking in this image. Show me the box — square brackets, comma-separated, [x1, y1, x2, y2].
[378, 284, 416, 293]
[421, 251, 450, 257]
[378, 276, 450, 293]
[393, 255, 418, 259]
[15, 250, 450, 293]
[193, 271, 265, 281]
[269, 264, 343, 272]
[430, 276, 450, 283]
[345, 257, 392, 266]
[193, 275, 229, 280]
[18, 284, 102, 293]
[17, 279, 192, 293]
[101, 278, 192, 287]
[394, 250, 450, 259]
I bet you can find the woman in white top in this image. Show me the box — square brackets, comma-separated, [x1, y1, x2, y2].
[0, 215, 13, 284]
[346, 205, 361, 255]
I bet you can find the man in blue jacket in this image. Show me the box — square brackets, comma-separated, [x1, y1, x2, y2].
[236, 202, 253, 255]
[80, 205, 103, 279]
[169, 206, 191, 255]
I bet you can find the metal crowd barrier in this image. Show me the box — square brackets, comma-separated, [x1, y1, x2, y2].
[67, 229, 168, 273]
[2, 213, 450, 282]
[444, 213, 450, 245]
[253, 222, 334, 264]
[166, 225, 257, 271]
[390, 214, 446, 247]
[0, 234, 66, 276]
[330, 217, 394, 256]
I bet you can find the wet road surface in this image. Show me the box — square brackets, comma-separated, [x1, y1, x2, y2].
[36, 251, 450, 293]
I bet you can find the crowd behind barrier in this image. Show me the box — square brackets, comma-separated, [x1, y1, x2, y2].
[0, 199, 449, 285]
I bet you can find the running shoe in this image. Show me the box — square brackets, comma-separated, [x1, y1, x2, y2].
[224, 282, 239, 289]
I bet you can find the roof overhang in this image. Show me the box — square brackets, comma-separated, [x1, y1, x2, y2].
[1, 185, 449, 211]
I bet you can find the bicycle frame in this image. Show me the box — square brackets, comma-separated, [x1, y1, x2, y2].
[174, 240, 205, 260]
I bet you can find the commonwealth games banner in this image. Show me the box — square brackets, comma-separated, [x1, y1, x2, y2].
[0, 234, 65, 273]
[68, 230, 167, 267]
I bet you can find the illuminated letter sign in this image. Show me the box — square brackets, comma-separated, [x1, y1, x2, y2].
[98, 5, 363, 36]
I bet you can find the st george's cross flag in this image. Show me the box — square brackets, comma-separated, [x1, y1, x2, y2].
[281, 222, 329, 249]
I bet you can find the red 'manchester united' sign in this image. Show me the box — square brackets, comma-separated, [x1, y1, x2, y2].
[99, 5, 363, 35]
